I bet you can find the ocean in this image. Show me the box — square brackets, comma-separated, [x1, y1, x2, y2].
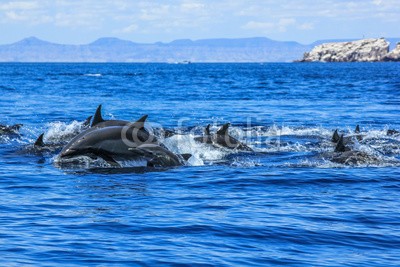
[1, 62, 400, 266]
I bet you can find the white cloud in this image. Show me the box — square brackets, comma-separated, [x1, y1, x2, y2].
[242, 21, 274, 31]
[53, 12, 100, 28]
[242, 18, 296, 33]
[181, 2, 205, 12]
[0, 1, 39, 11]
[5, 11, 25, 20]
[121, 24, 139, 33]
[139, 4, 170, 21]
[298, 22, 314, 30]
[372, 0, 383, 5]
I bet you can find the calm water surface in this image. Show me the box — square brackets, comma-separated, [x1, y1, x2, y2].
[1, 63, 400, 266]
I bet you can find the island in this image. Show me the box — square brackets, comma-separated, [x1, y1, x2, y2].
[298, 38, 400, 62]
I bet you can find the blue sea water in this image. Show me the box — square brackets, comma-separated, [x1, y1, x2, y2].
[1, 62, 400, 266]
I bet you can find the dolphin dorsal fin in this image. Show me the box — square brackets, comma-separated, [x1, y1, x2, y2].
[132, 115, 148, 128]
[205, 124, 211, 135]
[91, 105, 104, 127]
[34, 133, 45, 147]
[83, 115, 93, 127]
[216, 123, 230, 135]
[334, 134, 346, 152]
[355, 125, 360, 133]
[180, 153, 192, 161]
[332, 129, 340, 143]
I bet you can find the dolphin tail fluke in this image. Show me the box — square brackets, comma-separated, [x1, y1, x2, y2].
[83, 115, 93, 127]
[205, 124, 211, 135]
[334, 134, 346, 152]
[34, 133, 45, 147]
[216, 123, 230, 135]
[355, 125, 360, 133]
[332, 129, 340, 143]
[91, 104, 104, 127]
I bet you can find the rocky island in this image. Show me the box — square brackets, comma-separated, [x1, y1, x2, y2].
[384, 42, 400, 61]
[299, 38, 400, 62]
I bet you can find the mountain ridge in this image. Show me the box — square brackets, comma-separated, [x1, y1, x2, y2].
[1, 36, 399, 62]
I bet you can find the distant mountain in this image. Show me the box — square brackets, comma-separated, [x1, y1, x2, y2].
[0, 36, 398, 63]
[0, 37, 310, 62]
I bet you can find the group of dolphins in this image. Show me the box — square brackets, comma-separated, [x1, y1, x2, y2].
[1, 105, 399, 168]
[31, 105, 256, 168]
[330, 125, 398, 164]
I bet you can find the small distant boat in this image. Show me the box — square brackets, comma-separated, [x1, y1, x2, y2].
[177, 60, 191, 64]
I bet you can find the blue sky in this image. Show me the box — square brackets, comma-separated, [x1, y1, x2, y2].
[0, 0, 399, 45]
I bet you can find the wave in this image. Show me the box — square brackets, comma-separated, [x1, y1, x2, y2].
[83, 73, 102, 77]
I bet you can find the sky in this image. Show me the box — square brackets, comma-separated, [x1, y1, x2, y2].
[0, 0, 399, 45]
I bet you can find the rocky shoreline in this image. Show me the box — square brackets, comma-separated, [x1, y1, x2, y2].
[298, 38, 400, 62]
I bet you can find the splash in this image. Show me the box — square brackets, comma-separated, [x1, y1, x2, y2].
[162, 134, 229, 166]
[44, 120, 87, 143]
[7, 119, 399, 170]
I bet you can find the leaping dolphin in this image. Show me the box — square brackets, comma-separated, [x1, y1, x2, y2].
[194, 123, 252, 151]
[59, 120, 184, 167]
[91, 104, 140, 128]
[89, 104, 156, 142]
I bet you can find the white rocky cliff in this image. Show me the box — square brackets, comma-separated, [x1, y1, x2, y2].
[383, 42, 400, 61]
[299, 38, 391, 62]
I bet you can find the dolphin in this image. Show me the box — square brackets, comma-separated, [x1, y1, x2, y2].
[23, 133, 64, 153]
[194, 124, 213, 144]
[332, 129, 340, 143]
[129, 144, 186, 167]
[91, 104, 135, 128]
[59, 123, 182, 167]
[162, 129, 178, 138]
[334, 134, 351, 152]
[327, 134, 379, 165]
[0, 124, 23, 135]
[63, 114, 155, 156]
[331, 125, 363, 145]
[61, 120, 157, 157]
[82, 115, 93, 127]
[194, 123, 252, 151]
[354, 125, 363, 141]
[89, 105, 156, 142]
[387, 129, 399, 136]
[34, 133, 45, 147]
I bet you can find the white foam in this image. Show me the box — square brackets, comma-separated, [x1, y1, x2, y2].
[33, 123, 400, 169]
[246, 124, 332, 138]
[53, 155, 113, 168]
[118, 159, 148, 168]
[163, 134, 229, 166]
[45, 120, 85, 143]
[230, 157, 262, 167]
[84, 73, 102, 77]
